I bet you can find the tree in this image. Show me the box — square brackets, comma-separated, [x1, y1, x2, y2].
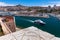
[27, 8, 31, 11]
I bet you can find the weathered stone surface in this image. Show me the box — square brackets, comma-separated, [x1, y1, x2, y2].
[0, 26, 60, 40]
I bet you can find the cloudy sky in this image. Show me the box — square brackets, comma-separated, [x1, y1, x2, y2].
[0, 0, 60, 6]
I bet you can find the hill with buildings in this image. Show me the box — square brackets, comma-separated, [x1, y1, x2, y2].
[0, 5, 60, 14]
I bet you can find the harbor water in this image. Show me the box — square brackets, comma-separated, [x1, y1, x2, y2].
[15, 15, 60, 37]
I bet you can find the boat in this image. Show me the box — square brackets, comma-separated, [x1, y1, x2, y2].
[34, 19, 46, 25]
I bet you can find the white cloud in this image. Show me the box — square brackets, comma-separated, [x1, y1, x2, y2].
[48, 1, 60, 6]
[40, 1, 60, 7]
[37, 4, 54, 7]
[0, 2, 14, 6]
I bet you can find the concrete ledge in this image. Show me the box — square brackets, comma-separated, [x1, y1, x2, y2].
[0, 26, 60, 40]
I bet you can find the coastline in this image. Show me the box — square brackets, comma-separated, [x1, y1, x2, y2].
[15, 13, 49, 18]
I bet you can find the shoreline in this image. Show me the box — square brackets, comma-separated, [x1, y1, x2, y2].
[15, 13, 49, 18]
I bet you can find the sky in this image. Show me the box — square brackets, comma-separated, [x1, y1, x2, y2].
[0, 0, 60, 6]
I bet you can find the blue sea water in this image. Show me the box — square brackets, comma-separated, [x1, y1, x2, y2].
[15, 15, 60, 37]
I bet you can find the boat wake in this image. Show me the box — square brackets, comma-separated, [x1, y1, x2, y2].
[27, 20, 34, 23]
[21, 18, 34, 23]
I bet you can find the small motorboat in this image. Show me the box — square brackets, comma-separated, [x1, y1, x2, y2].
[34, 19, 46, 25]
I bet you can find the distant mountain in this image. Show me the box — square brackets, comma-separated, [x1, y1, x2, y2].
[16, 4, 28, 7]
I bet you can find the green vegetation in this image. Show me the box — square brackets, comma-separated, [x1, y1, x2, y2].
[27, 8, 32, 11]
[35, 8, 60, 13]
